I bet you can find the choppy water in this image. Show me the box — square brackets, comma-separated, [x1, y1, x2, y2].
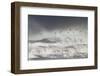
[28, 40, 88, 60]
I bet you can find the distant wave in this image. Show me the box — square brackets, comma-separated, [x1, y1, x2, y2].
[29, 37, 61, 43]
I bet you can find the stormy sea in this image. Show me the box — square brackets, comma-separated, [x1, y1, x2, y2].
[28, 32, 88, 60]
[28, 15, 88, 60]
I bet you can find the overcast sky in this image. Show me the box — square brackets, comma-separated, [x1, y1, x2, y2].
[28, 15, 88, 40]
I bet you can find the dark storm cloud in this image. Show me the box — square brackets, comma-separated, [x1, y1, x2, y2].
[28, 15, 88, 36]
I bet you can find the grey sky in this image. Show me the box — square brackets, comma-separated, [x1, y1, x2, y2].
[28, 15, 88, 40]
